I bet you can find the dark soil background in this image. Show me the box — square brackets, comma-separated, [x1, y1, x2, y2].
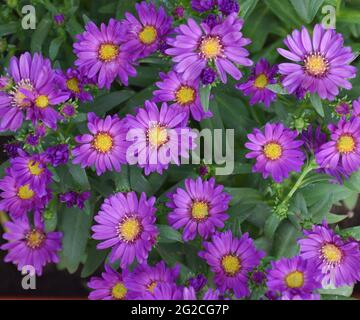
[0, 135, 359, 299]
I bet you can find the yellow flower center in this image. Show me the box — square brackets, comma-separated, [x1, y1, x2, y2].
[35, 95, 49, 109]
[221, 255, 241, 276]
[92, 133, 113, 153]
[147, 125, 168, 148]
[337, 135, 355, 154]
[200, 36, 222, 60]
[263, 142, 282, 160]
[66, 78, 80, 93]
[304, 53, 328, 77]
[26, 229, 45, 249]
[28, 160, 44, 176]
[254, 74, 268, 89]
[322, 243, 342, 264]
[175, 86, 196, 105]
[17, 184, 34, 200]
[98, 43, 119, 62]
[191, 201, 209, 221]
[147, 281, 157, 293]
[117, 217, 141, 242]
[111, 282, 127, 300]
[139, 26, 158, 45]
[285, 271, 304, 289]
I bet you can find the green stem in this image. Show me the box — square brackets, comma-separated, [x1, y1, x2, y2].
[281, 160, 317, 205]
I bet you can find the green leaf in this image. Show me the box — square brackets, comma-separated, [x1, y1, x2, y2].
[67, 163, 90, 189]
[59, 207, 93, 273]
[49, 37, 64, 60]
[264, 214, 282, 239]
[266, 84, 287, 95]
[80, 90, 135, 115]
[200, 85, 211, 112]
[310, 94, 324, 117]
[31, 16, 52, 53]
[290, 0, 324, 23]
[342, 226, 360, 240]
[264, 0, 304, 28]
[81, 241, 108, 278]
[158, 225, 183, 243]
[273, 220, 301, 258]
[325, 213, 347, 224]
[0, 22, 18, 37]
[240, 0, 259, 19]
[319, 285, 354, 297]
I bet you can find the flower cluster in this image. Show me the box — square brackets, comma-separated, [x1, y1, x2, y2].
[0, 0, 359, 302]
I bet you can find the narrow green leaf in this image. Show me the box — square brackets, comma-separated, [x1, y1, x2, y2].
[200, 85, 211, 112]
[310, 94, 324, 117]
[49, 37, 64, 60]
[290, 0, 324, 23]
[81, 241, 108, 278]
[31, 16, 51, 53]
[158, 225, 183, 243]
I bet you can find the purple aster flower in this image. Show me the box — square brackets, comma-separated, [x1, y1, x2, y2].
[92, 192, 159, 268]
[201, 66, 217, 85]
[88, 265, 130, 300]
[55, 68, 92, 102]
[298, 222, 360, 287]
[202, 14, 221, 29]
[335, 101, 351, 116]
[1, 213, 62, 276]
[199, 231, 264, 298]
[277, 24, 357, 101]
[252, 270, 266, 284]
[122, 1, 173, 59]
[218, 0, 240, 15]
[72, 112, 129, 176]
[267, 256, 322, 297]
[76, 191, 90, 209]
[166, 13, 252, 83]
[315, 117, 360, 175]
[301, 125, 327, 154]
[59, 191, 77, 208]
[61, 103, 76, 118]
[352, 97, 360, 117]
[9, 150, 51, 196]
[245, 123, 305, 183]
[73, 19, 137, 89]
[173, 6, 185, 19]
[191, 0, 217, 12]
[0, 52, 67, 132]
[188, 274, 207, 292]
[153, 70, 212, 121]
[3, 142, 23, 158]
[53, 14, 65, 25]
[125, 100, 196, 175]
[124, 261, 180, 299]
[142, 283, 183, 300]
[166, 177, 231, 241]
[45, 144, 69, 167]
[26, 134, 39, 146]
[236, 58, 278, 108]
[203, 288, 221, 300]
[0, 171, 49, 219]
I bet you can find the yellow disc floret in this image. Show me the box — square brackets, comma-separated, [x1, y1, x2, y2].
[263, 142, 282, 160]
[17, 184, 34, 200]
[139, 26, 158, 45]
[118, 217, 141, 242]
[93, 133, 113, 153]
[191, 201, 209, 221]
[337, 135, 355, 154]
[35, 95, 49, 109]
[221, 254, 241, 276]
[285, 271, 304, 289]
[175, 86, 196, 105]
[98, 43, 119, 62]
[111, 282, 127, 300]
